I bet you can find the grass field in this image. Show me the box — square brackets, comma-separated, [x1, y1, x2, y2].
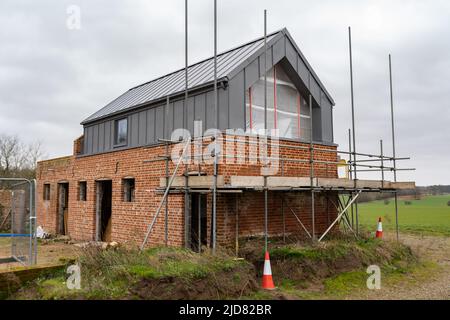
[356, 194, 450, 236]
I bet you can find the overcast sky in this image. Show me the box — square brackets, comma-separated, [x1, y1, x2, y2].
[0, 0, 449, 185]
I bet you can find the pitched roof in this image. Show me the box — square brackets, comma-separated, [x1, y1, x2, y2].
[82, 28, 333, 124]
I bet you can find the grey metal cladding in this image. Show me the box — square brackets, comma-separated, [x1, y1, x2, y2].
[310, 76, 321, 104]
[218, 87, 229, 130]
[155, 106, 164, 141]
[82, 33, 278, 124]
[206, 91, 215, 130]
[186, 96, 195, 134]
[104, 121, 111, 150]
[312, 107, 322, 142]
[244, 59, 259, 90]
[272, 37, 285, 64]
[297, 56, 310, 87]
[146, 108, 155, 143]
[228, 70, 245, 129]
[138, 111, 147, 146]
[194, 94, 206, 125]
[130, 113, 139, 147]
[92, 125, 98, 152]
[98, 122, 105, 152]
[320, 92, 333, 142]
[286, 38, 297, 70]
[173, 100, 184, 131]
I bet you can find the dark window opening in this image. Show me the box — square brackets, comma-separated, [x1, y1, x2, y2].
[43, 184, 50, 201]
[122, 178, 135, 202]
[114, 118, 128, 146]
[78, 181, 87, 201]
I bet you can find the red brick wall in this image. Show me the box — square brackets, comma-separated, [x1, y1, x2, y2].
[215, 191, 338, 247]
[73, 136, 84, 156]
[36, 135, 338, 248]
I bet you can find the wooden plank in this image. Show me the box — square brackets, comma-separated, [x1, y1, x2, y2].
[356, 180, 384, 189]
[160, 176, 224, 188]
[390, 181, 415, 190]
[230, 176, 264, 188]
[317, 178, 354, 188]
[267, 177, 312, 187]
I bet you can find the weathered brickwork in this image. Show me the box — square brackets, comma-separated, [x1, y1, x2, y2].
[37, 134, 338, 248]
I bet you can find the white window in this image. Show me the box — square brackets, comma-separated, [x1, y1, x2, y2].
[115, 118, 128, 146]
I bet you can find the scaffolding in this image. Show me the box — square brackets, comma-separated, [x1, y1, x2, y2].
[140, 7, 415, 252]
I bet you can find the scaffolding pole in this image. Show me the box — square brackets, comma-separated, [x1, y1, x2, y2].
[211, 0, 218, 253]
[141, 140, 191, 250]
[235, 194, 239, 257]
[348, 129, 354, 228]
[184, 0, 190, 249]
[165, 137, 169, 246]
[309, 94, 315, 240]
[263, 9, 269, 253]
[389, 54, 400, 242]
[348, 26, 359, 235]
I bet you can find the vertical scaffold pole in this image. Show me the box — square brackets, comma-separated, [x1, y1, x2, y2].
[348, 26, 359, 235]
[309, 94, 315, 240]
[380, 140, 384, 188]
[184, 0, 190, 249]
[389, 54, 399, 241]
[198, 194, 201, 253]
[235, 194, 239, 257]
[263, 9, 268, 253]
[348, 129, 354, 228]
[211, 0, 218, 253]
[165, 136, 169, 246]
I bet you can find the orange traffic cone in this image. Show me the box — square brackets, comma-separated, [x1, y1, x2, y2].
[262, 251, 275, 290]
[375, 217, 383, 238]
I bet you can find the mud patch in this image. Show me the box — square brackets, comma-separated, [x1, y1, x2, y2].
[130, 267, 257, 300]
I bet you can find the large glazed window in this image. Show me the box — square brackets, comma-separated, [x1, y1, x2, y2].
[246, 65, 311, 140]
[114, 118, 128, 146]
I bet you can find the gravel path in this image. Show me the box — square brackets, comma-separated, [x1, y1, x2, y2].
[356, 233, 450, 300]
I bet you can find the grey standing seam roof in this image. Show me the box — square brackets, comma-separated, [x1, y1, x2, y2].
[82, 32, 279, 124]
[82, 28, 334, 125]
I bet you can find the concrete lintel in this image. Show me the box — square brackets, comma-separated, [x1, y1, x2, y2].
[159, 176, 225, 188]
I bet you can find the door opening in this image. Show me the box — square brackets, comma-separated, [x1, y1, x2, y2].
[57, 183, 69, 235]
[190, 194, 207, 252]
[96, 180, 112, 242]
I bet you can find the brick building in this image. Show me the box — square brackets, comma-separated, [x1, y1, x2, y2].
[37, 29, 341, 249]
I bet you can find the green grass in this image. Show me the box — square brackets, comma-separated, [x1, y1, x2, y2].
[9, 246, 252, 300]
[355, 194, 450, 236]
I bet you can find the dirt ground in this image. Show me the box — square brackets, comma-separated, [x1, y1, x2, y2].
[351, 232, 450, 300]
[0, 238, 79, 271]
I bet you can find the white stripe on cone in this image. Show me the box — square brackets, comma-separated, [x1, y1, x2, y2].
[263, 257, 272, 275]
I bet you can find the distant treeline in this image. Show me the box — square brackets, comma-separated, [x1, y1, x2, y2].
[357, 185, 450, 203]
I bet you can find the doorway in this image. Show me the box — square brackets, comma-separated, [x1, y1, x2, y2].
[190, 194, 207, 252]
[96, 180, 112, 242]
[57, 183, 69, 235]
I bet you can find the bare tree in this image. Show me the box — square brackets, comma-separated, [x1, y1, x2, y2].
[0, 134, 45, 178]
